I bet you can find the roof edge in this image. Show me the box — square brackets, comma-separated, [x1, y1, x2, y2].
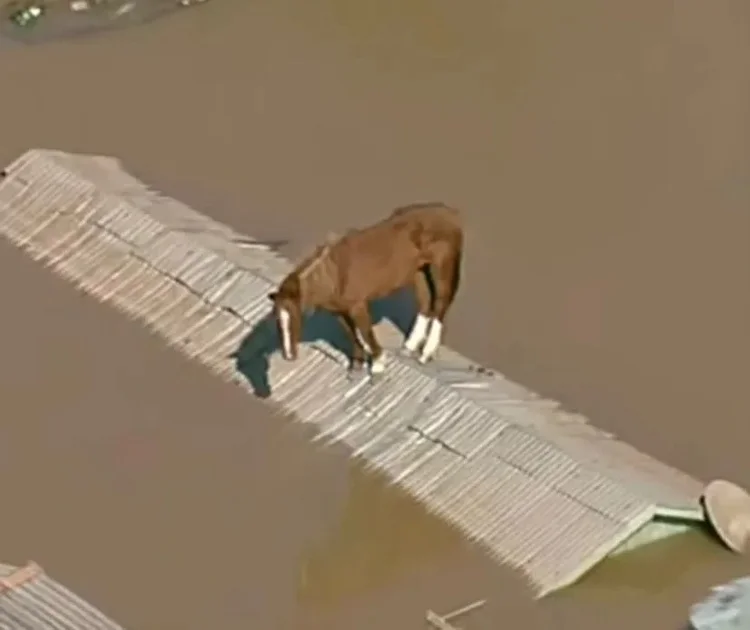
[534, 506, 656, 598]
[653, 505, 704, 522]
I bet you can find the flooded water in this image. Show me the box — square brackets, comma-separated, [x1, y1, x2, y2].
[0, 0, 748, 628]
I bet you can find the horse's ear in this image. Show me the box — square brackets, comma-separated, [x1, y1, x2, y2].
[268, 291, 278, 302]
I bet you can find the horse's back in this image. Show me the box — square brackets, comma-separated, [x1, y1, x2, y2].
[390, 202, 461, 228]
[388, 202, 463, 254]
[319, 203, 463, 303]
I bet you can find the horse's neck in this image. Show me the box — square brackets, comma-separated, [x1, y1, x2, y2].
[298, 255, 337, 309]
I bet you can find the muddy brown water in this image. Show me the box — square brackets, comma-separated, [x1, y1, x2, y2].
[0, 1, 748, 628]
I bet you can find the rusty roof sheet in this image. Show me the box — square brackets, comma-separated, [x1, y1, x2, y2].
[0, 149, 705, 596]
[0, 562, 125, 629]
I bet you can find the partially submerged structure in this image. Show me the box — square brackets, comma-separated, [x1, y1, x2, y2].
[0, 149, 709, 596]
[690, 577, 750, 630]
[0, 561, 124, 628]
[0, 0, 207, 48]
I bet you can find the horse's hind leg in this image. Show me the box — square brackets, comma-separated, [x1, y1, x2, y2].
[350, 304, 386, 375]
[418, 251, 461, 364]
[402, 267, 433, 355]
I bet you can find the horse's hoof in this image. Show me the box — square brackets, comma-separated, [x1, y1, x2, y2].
[369, 356, 387, 377]
[347, 362, 365, 378]
[399, 346, 417, 359]
[367, 372, 383, 385]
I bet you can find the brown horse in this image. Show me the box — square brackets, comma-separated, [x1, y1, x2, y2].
[267, 202, 463, 375]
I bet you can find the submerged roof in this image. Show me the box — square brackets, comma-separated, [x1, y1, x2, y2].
[0, 149, 704, 596]
[0, 561, 124, 629]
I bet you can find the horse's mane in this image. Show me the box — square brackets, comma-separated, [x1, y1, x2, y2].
[296, 232, 340, 279]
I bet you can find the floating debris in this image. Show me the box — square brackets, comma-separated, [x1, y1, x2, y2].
[1, 0, 212, 45]
[690, 577, 750, 630]
[7, 3, 45, 27]
[426, 599, 486, 630]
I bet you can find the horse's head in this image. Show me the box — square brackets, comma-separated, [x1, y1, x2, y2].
[268, 278, 303, 361]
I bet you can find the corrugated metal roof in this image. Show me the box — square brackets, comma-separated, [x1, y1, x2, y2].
[0, 561, 125, 629]
[0, 149, 706, 597]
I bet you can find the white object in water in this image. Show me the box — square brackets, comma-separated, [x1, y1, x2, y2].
[690, 577, 750, 630]
[113, 2, 136, 17]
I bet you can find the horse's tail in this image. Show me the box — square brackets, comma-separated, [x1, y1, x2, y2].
[449, 235, 463, 300]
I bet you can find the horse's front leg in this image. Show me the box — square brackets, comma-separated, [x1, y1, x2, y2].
[350, 304, 386, 375]
[336, 313, 366, 372]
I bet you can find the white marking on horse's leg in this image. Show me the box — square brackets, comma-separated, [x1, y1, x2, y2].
[370, 353, 386, 375]
[418, 319, 443, 364]
[403, 313, 431, 352]
[279, 307, 293, 359]
[354, 328, 373, 355]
